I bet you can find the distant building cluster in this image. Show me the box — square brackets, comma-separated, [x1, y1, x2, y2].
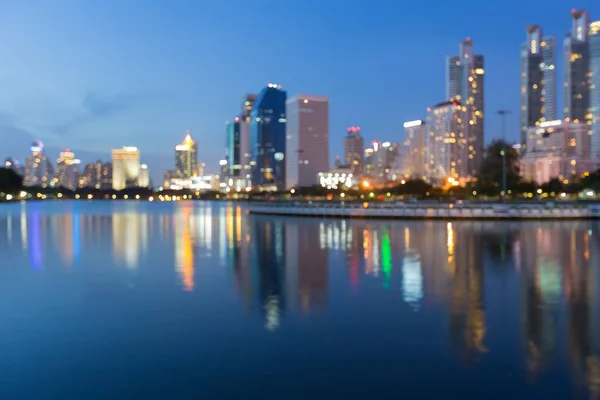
[4, 10, 600, 192]
[399, 9, 600, 187]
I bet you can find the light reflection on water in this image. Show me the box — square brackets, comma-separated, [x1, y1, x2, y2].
[0, 201, 599, 398]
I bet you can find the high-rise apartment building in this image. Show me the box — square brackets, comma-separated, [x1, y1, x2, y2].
[520, 25, 557, 144]
[24, 140, 53, 187]
[403, 120, 426, 179]
[101, 162, 113, 189]
[250, 83, 287, 190]
[344, 126, 364, 174]
[522, 119, 593, 184]
[225, 115, 251, 190]
[175, 131, 198, 178]
[446, 38, 484, 176]
[564, 10, 590, 124]
[112, 147, 140, 190]
[241, 94, 257, 122]
[590, 21, 600, 164]
[55, 149, 81, 190]
[285, 94, 329, 189]
[363, 141, 399, 183]
[138, 164, 150, 188]
[425, 100, 466, 183]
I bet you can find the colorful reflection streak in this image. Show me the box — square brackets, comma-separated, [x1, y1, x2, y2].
[175, 204, 195, 292]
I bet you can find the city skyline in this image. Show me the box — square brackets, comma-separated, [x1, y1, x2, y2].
[2, 2, 600, 183]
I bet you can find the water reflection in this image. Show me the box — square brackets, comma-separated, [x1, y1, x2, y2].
[0, 202, 599, 396]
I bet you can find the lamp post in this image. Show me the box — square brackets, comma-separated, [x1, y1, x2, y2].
[497, 110, 511, 203]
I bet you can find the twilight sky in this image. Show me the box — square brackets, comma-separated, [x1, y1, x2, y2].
[1, 0, 600, 181]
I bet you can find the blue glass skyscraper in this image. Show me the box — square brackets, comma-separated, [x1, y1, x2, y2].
[250, 84, 287, 190]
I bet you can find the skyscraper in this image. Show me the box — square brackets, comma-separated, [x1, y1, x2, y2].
[520, 25, 557, 144]
[138, 164, 150, 188]
[24, 140, 53, 187]
[101, 162, 113, 189]
[403, 120, 426, 179]
[590, 21, 600, 164]
[112, 147, 140, 190]
[55, 149, 81, 190]
[250, 83, 287, 191]
[241, 94, 257, 122]
[344, 126, 364, 174]
[363, 141, 399, 183]
[225, 115, 251, 190]
[564, 9, 590, 124]
[425, 100, 466, 183]
[446, 38, 484, 176]
[175, 130, 198, 178]
[285, 94, 329, 189]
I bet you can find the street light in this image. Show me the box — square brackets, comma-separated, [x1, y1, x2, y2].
[497, 109, 511, 202]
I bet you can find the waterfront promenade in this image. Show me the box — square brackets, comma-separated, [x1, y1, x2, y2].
[248, 201, 600, 220]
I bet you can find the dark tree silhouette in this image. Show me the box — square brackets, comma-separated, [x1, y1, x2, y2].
[0, 168, 23, 192]
[475, 139, 520, 196]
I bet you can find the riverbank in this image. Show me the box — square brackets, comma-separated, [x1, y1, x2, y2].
[248, 202, 600, 220]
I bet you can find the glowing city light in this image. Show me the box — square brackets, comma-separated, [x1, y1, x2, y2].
[403, 120, 423, 128]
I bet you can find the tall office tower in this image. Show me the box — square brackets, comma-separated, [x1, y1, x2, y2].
[425, 100, 466, 184]
[138, 164, 150, 188]
[101, 162, 113, 189]
[175, 130, 198, 178]
[241, 94, 257, 121]
[82, 163, 96, 187]
[225, 116, 251, 190]
[446, 38, 484, 176]
[520, 26, 557, 145]
[363, 141, 399, 182]
[403, 120, 426, 179]
[590, 21, 600, 164]
[55, 149, 81, 189]
[111, 147, 140, 190]
[94, 160, 102, 188]
[344, 126, 364, 174]
[250, 83, 287, 191]
[285, 95, 329, 189]
[564, 10, 590, 124]
[24, 140, 53, 187]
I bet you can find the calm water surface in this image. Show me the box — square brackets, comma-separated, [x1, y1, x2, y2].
[1, 201, 599, 399]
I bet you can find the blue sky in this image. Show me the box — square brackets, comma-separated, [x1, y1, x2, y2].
[1, 0, 600, 181]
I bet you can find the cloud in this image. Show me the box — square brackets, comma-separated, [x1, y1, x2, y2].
[52, 92, 144, 136]
[0, 113, 39, 160]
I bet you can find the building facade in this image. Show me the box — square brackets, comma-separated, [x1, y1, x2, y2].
[55, 149, 81, 190]
[24, 140, 53, 187]
[344, 127, 364, 175]
[590, 21, 600, 165]
[446, 38, 484, 176]
[363, 141, 399, 183]
[175, 131, 198, 179]
[520, 25, 557, 144]
[138, 164, 150, 188]
[564, 10, 590, 124]
[285, 94, 329, 189]
[111, 147, 140, 190]
[522, 120, 593, 184]
[225, 116, 251, 191]
[403, 120, 426, 179]
[425, 100, 466, 184]
[250, 84, 287, 191]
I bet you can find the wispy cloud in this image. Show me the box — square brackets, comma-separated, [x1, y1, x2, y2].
[52, 92, 146, 136]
